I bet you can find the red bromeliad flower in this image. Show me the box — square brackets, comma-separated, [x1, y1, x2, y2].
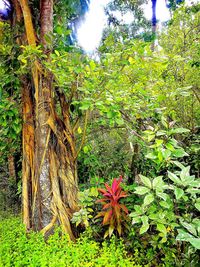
[95, 176, 129, 238]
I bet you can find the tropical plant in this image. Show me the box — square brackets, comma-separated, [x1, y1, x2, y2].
[0, 216, 138, 267]
[130, 163, 200, 250]
[96, 176, 129, 238]
[71, 187, 98, 228]
[143, 116, 190, 170]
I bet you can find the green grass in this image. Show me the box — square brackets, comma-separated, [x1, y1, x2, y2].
[0, 216, 140, 267]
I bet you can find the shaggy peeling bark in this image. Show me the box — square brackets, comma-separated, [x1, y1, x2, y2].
[13, 0, 79, 238]
[22, 78, 34, 230]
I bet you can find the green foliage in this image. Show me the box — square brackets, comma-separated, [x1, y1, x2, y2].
[184, 130, 200, 177]
[71, 187, 98, 227]
[17, 45, 46, 72]
[143, 116, 190, 170]
[159, 5, 200, 128]
[103, 0, 152, 44]
[0, 216, 139, 267]
[78, 129, 130, 183]
[130, 164, 200, 250]
[0, 98, 21, 157]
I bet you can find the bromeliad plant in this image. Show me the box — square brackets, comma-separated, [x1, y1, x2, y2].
[95, 176, 129, 238]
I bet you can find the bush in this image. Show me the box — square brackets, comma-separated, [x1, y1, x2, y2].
[0, 216, 140, 267]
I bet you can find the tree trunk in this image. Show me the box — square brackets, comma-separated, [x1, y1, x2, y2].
[151, 0, 157, 51]
[16, 0, 78, 238]
[128, 143, 140, 184]
[22, 77, 34, 230]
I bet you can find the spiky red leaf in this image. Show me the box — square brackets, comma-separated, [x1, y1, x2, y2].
[103, 209, 113, 225]
[98, 188, 107, 195]
[102, 203, 112, 210]
[120, 204, 128, 214]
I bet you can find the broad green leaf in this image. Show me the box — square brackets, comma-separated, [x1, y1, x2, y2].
[195, 203, 200, 212]
[172, 161, 185, 169]
[190, 179, 200, 187]
[134, 186, 150, 195]
[180, 166, 190, 181]
[168, 171, 182, 185]
[161, 237, 167, 243]
[157, 223, 167, 235]
[148, 213, 158, 220]
[153, 176, 164, 190]
[143, 194, 154, 206]
[80, 101, 92, 110]
[161, 116, 168, 128]
[156, 139, 163, 146]
[134, 205, 145, 215]
[160, 201, 170, 209]
[158, 151, 163, 162]
[145, 152, 156, 160]
[128, 57, 135, 64]
[186, 188, 200, 194]
[169, 138, 178, 147]
[165, 142, 174, 151]
[192, 218, 200, 228]
[146, 134, 155, 142]
[162, 149, 171, 160]
[181, 221, 197, 236]
[156, 130, 167, 136]
[116, 117, 124, 125]
[89, 60, 96, 71]
[173, 149, 188, 158]
[139, 216, 149, 234]
[140, 175, 152, 188]
[55, 25, 63, 35]
[131, 216, 141, 225]
[188, 238, 200, 250]
[176, 229, 194, 240]
[156, 191, 168, 201]
[174, 187, 184, 200]
[171, 223, 179, 228]
[169, 128, 190, 135]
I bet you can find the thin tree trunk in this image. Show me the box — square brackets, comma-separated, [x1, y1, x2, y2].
[151, 0, 157, 51]
[128, 143, 140, 184]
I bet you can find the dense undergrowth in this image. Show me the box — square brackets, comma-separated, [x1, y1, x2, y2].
[1, 214, 199, 267]
[0, 216, 139, 267]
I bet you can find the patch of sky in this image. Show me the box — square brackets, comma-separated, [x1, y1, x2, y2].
[75, 0, 199, 54]
[0, 0, 198, 53]
[0, 0, 11, 20]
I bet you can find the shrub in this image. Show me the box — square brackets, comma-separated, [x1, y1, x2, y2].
[71, 187, 99, 228]
[96, 176, 129, 238]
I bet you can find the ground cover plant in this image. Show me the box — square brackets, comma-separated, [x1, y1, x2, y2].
[0, 216, 139, 267]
